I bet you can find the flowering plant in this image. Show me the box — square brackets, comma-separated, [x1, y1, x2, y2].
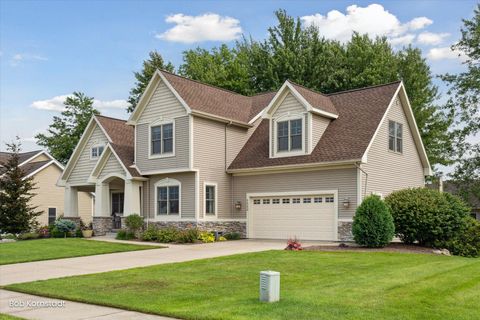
[285, 237, 303, 251]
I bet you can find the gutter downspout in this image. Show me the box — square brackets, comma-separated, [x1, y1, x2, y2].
[355, 162, 368, 200]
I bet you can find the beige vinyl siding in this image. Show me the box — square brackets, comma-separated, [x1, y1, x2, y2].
[233, 168, 357, 220]
[193, 116, 233, 219]
[272, 93, 306, 117]
[29, 153, 50, 163]
[137, 80, 187, 121]
[136, 116, 190, 172]
[31, 164, 92, 225]
[311, 114, 330, 148]
[67, 125, 108, 184]
[361, 95, 425, 198]
[98, 153, 125, 180]
[226, 124, 250, 167]
[144, 172, 196, 219]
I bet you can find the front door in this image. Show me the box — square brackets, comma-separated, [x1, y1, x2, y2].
[111, 193, 124, 215]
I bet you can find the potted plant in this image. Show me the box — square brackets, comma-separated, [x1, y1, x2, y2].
[81, 220, 93, 238]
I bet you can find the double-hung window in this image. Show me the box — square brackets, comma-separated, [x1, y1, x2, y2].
[151, 123, 174, 156]
[205, 184, 216, 216]
[157, 185, 179, 215]
[388, 120, 403, 153]
[91, 145, 104, 159]
[277, 119, 302, 152]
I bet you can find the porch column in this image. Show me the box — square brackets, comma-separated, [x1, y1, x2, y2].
[124, 179, 142, 216]
[64, 185, 79, 217]
[94, 182, 110, 217]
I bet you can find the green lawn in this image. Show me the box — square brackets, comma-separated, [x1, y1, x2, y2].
[5, 251, 480, 320]
[0, 238, 160, 265]
[0, 314, 25, 320]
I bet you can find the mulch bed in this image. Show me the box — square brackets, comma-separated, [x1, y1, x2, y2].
[304, 243, 435, 255]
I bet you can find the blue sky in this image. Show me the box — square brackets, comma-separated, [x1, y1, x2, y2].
[0, 0, 477, 154]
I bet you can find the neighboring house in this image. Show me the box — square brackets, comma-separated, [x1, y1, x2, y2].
[59, 70, 431, 240]
[0, 150, 93, 226]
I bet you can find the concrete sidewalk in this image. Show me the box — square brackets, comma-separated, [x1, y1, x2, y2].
[0, 239, 287, 286]
[0, 289, 177, 320]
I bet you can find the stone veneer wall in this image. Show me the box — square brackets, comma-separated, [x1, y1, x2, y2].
[148, 221, 247, 238]
[93, 217, 113, 236]
[338, 221, 353, 241]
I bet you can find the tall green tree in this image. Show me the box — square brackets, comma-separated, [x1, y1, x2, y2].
[397, 47, 454, 166]
[0, 139, 41, 234]
[442, 5, 480, 206]
[36, 92, 99, 164]
[177, 9, 453, 167]
[127, 51, 174, 112]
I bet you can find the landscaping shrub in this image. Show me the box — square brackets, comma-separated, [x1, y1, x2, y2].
[75, 228, 83, 238]
[18, 232, 40, 240]
[125, 214, 144, 237]
[176, 228, 199, 243]
[285, 238, 303, 250]
[352, 195, 395, 248]
[198, 231, 215, 243]
[385, 188, 471, 246]
[442, 218, 480, 258]
[224, 232, 241, 240]
[37, 226, 50, 238]
[141, 225, 160, 241]
[116, 229, 135, 240]
[157, 227, 179, 243]
[50, 226, 64, 238]
[54, 219, 77, 238]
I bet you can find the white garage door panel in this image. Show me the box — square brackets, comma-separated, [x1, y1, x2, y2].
[249, 195, 336, 241]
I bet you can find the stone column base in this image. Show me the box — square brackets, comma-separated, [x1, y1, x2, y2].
[338, 221, 353, 241]
[93, 217, 113, 236]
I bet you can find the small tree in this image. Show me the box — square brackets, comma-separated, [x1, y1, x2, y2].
[352, 195, 395, 248]
[0, 139, 41, 233]
[124, 214, 144, 238]
[54, 219, 77, 238]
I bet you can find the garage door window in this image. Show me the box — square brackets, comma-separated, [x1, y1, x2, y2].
[293, 198, 300, 204]
[253, 199, 261, 205]
[282, 198, 290, 204]
[272, 199, 280, 204]
[326, 196, 334, 203]
[303, 198, 311, 203]
[263, 199, 270, 204]
[314, 197, 322, 203]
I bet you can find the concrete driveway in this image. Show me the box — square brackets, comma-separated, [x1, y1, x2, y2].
[0, 239, 286, 286]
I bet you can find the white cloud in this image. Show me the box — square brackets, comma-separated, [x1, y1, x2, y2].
[157, 13, 242, 43]
[10, 53, 48, 66]
[389, 34, 416, 46]
[427, 46, 466, 61]
[417, 32, 450, 45]
[31, 95, 130, 112]
[301, 4, 432, 44]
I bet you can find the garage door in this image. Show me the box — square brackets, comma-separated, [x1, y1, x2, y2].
[248, 194, 336, 241]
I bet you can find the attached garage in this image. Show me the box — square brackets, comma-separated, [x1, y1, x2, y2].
[247, 191, 338, 241]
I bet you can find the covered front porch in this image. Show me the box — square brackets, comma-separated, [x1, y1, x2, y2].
[64, 174, 143, 235]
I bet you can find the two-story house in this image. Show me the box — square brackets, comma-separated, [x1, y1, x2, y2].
[58, 70, 431, 240]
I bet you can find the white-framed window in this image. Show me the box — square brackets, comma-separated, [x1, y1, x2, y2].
[149, 120, 175, 158]
[253, 199, 261, 205]
[154, 178, 181, 216]
[292, 198, 301, 204]
[262, 199, 270, 204]
[325, 196, 334, 203]
[272, 199, 280, 204]
[90, 144, 105, 160]
[314, 197, 322, 203]
[204, 183, 217, 216]
[277, 118, 303, 152]
[282, 198, 290, 204]
[388, 120, 403, 153]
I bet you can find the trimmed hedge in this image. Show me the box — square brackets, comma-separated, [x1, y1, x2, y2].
[385, 188, 470, 247]
[442, 218, 480, 258]
[352, 195, 395, 248]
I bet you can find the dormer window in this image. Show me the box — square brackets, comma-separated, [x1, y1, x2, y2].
[90, 145, 104, 160]
[277, 118, 303, 152]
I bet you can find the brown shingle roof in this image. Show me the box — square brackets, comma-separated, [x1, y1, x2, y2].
[0, 150, 43, 166]
[288, 81, 338, 115]
[95, 115, 140, 177]
[228, 81, 401, 170]
[161, 71, 274, 123]
[20, 160, 51, 177]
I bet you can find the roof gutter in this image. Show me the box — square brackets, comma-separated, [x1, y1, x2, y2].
[227, 159, 361, 175]
[191, 110, 252, 128]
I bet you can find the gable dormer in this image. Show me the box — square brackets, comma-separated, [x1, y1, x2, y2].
[262, 81, 338, 158]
